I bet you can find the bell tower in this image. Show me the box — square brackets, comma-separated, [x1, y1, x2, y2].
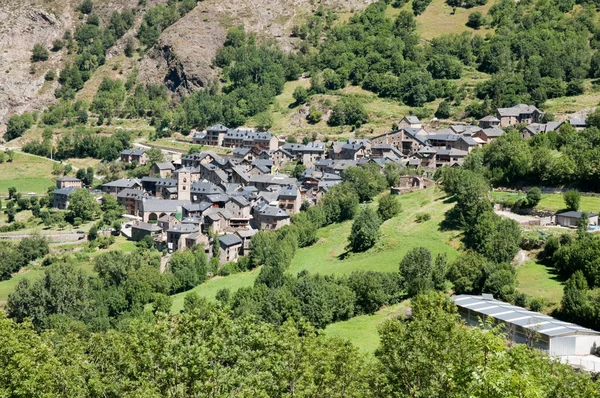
[177, 168, 191, 201]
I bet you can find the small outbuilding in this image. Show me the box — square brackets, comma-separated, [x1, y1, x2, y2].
[555, 211, 598, 228]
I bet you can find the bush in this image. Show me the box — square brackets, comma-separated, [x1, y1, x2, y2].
[563, 190, 581, 211]
[526, 187, 542, 207]
[328, 97, 368, 127]
[31, 43, 49, 62]
[307, 106, 323, 124]
[412, 0, 433, 15]
[434, 100, 451, 119]
[52, 39, 65, 52]
[348, 207, 381, 252]
[78, 0, 93, 14]
[415, 213, 431, 223]
[45, 70, 56, 81]
[467, 11, 484, 29]
[293, 86, 309, 104]
[528, 297, 545, 312]
[378, 193, 402, 221]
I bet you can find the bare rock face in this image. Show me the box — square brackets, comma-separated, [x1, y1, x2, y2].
[137, 6, 227, 97]
[138, 0, 376, 98]
[0, 0, 144, 124]
[0, 0, 77, 122]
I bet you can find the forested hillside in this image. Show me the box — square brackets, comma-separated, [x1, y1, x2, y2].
[5, 0, 600, 145]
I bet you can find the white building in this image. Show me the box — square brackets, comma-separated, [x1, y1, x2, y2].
[452, 294, 600, 371]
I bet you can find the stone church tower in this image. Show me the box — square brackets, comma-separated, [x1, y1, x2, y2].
[176, 168, 191, 201]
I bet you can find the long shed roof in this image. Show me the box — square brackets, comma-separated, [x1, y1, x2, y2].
[452, 294, 600, 338]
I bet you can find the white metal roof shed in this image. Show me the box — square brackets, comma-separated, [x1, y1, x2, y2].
[452, 294, 600, 357]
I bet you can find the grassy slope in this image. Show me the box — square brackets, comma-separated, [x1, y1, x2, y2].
[171, 268, 261, 313]
[491, 191, 600, 213]
[414, 0, 495, 40]
[324, 301, 409, 353]
[0, 266, 45, 303]
[516, 260, 564, 309]
[0, 152, 56, 195]
[170, 188, 460, 310]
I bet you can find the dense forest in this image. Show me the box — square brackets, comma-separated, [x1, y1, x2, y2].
[3, 292, 599, 396]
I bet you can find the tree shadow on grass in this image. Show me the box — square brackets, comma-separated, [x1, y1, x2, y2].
[439, 206, 463, 232]
[338, 249, 353, 260]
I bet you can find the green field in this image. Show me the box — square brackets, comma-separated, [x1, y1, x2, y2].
[516, 261, 564, 309]
[0, 152, 55, 195]
[289, 188, 459, 276]
[170, 188, 459, 310]
[324, 301, 409, 353]
[491, 191, 600, 213]
[171, 268, 261, 312]
[0, 266, 45, 303]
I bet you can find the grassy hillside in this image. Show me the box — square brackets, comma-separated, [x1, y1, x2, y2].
[516, 260, 564, 310]
[170, 188, 460, 310]
[324, 301, 410, 353]
[491, 191, 600, 213]
[0, 152, 55, 195]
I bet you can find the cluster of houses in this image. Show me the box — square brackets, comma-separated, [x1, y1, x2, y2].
[50, 105, 589, 263]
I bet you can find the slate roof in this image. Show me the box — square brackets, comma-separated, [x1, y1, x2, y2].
[207, 193, 230, 203]
[191, 181, 224, 195]
[479, 115, 500, 122]
[404, 115, 420, 124]
[233, 147, 252, 156]
[231, 195, 250, 207]
[143, 199, 190, 213]
[225, 129, 274, 141]
[259, 205, 290, 218]
[182, 202, 212, 213]
[427, 133, 460, 142]
[53, 186, 79, 195]
[497, 104, 541, 117]
[236, 229, 258, 239]
[154, 162, 175, 170]
[219, 234, 243, 247]
[117, 188, 146, 199]
[155, 178, 178, 187]
[523, 121, 564, 135]
[121, 149, 145, 156]
[167, 224, 199, 234]
[278, 185, 298, 198]
[298, 141, 326, 152]
[458, 136, 478, 146]
[249, 174, 297, 186]
[102, 179, 141, 188]
[482, 127, 504, 138]
[132, 222, 162, 232]
[557, 211, 598, 219]
[435, 148, 469, 156]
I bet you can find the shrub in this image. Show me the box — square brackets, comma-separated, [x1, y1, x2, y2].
[378, 193, 402, 221]
[45, 70, 56, 81]
[563, 189, 581, 211]
[31, 43, 49, 62]
[307, 106, 323, 124]
[526, 187, 542, 207]
[467, 11, 484, 29]
[415, 213, 431, 223]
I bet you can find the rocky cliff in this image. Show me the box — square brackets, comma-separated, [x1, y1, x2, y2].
[0, 0, 374, 122]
